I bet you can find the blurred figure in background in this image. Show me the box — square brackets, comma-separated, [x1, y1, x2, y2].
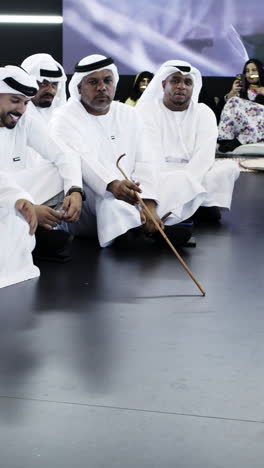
[125, 71, 154, 106]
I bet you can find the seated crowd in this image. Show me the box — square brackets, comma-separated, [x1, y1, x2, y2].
[4, 51, 262, 288]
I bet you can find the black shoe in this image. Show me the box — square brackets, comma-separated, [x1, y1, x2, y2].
[113, 226, 156, 250]
[33, 227, 73, 263]
[218, 138, 241, 153]
[192, 206, 221, 224]
[154, 221, 194, 247]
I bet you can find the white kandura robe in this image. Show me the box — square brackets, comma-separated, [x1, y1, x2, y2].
[27, 100, 55, 123]
[51, 100, 158, 247]
[136, 99, 240, 223]
[0, 111, 82, 205]
[0, 172, 40, 288]
[24, 102, 61, 170]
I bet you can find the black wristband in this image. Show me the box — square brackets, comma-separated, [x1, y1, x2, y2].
[67, 187, 86, 201]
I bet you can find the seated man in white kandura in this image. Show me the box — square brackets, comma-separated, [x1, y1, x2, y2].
[51, 54, 193, 248]
[136, 60, 240, 224]
[20, 53, 67, 171]
[20, 53, 69, 222]
[21, 52, 67, 123]
[0, 65, 84, 262]
[0, 171, 39, 288]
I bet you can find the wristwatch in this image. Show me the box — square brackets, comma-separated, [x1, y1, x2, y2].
[67, 187, 86, 201]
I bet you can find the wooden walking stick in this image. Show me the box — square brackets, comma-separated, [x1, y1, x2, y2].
[116, 154, 206, 296]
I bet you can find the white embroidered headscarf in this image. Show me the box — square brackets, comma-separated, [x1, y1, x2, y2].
[0, 65, 37, 96]
[137, 60, 202, 106]
[68, 54, 119, 102]
[21, 53, 67, 107]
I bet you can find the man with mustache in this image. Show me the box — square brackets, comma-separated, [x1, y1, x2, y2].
[19, 54, 72, 253]
[136, 60, 240, 224]
[21, 53, 67, 122]
[51, 55, 192, 248]
[0, 65, 84, 262]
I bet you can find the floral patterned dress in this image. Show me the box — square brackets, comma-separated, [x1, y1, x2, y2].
[218, 96, 264, 145]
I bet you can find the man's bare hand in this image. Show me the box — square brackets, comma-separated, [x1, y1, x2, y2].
[61, 192, 82, 223]
[140, 200, 164, 233]
[35, 205, 62, 230]
[15, 199, 38, 235]
[107, 179, 142, 205]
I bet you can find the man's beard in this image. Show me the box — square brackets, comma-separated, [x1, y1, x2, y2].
[0, 112, 21, 129]
[92, 102, 110, 111]
[38, 100, 53, 108]
[37, 92, 55, 108]
[85, 96, 111, 113]
[93, 94, 111, 109]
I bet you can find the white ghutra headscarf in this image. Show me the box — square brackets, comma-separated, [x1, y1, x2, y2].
[21, 53, 67, 107]
[137, 60, 202, 106]
[68, 54, 119, 102]
[0, 65, 37, 96]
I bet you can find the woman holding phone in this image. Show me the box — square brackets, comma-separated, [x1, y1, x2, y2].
[218, 58, 264, 152]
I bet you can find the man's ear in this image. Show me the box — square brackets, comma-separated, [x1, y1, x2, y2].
[162, 79, 166, 90]
[77, 82, 82, 95]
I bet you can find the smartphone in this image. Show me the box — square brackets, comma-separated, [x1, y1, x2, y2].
[235, 73, 246, 92]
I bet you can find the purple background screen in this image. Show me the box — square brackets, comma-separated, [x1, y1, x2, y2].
[63, 0, 264, 76]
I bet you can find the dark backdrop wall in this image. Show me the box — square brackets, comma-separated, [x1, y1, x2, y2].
[0, 0, 62, 66]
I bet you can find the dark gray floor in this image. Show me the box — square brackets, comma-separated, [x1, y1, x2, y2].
[1, 173, 264, 467]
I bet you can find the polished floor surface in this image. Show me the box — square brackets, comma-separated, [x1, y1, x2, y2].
[1, 173, 264, 467]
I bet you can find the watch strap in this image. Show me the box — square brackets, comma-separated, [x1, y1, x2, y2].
[67, 187, 86, 201]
